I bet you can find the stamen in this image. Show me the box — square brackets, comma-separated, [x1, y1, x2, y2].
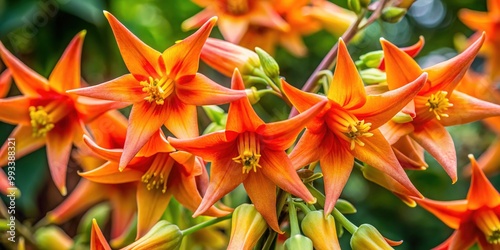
[474, 209, 500, 244]
[29, 106, 55, 138]
[425, 91, 453, 120]
[225, 0, 249, 15]
[140, 76, 174, 105]
[141, 154, 174, 193]
[344, 120, 373, 150]
[232, 132, 262, 174]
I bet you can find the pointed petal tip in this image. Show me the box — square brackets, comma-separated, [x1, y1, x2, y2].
[78, 30, 87, 38]
[59, 186, 67, 196]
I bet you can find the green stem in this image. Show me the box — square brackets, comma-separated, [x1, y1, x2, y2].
[253, 68, 281, 94]
[317, 70, 333, 94]
[305, 183, 326, 208]
[332, 208, 358, 234]
[293, 201, 312, 214]
[288, 197, 300, 236]
[262, 230, 277, 250]
[181, 214, 232, 236]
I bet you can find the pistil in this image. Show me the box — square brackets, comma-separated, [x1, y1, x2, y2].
[140, 76, 174, 105]
[425, 90, 453, 120]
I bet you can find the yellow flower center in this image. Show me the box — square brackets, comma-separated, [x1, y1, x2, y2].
[345, 120, 373, 150]
[425, 91, 453, 120]
[224, 0, 249, 15]
[29, 106, 55, 138]
[141, 154, 174, 193]
[232, 132, 262, 174]
[140, 76, 174, 105]
[474, 209, 500, 244]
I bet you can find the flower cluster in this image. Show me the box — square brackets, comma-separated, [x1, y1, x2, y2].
[1, 0, 500, 249]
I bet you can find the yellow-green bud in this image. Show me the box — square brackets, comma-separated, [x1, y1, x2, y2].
[202, 105, 226, 124]
[246, 87, 261, 105]
[227, 204, 268, 250]
[335, 199, 357, 214]
[255, 47, 280, 81]
[35, 226, 73, 250]
[348, 0, 362, 14]
[285, 234, 314, 250]
[350, 224, 395, 250]
[360, 68, 387, 85]
[122, 221, 183, 250]
[391, 111, 413, 123]
[381, 7, 407, 23]
[301, 210, 341, 250]
[360, 51, 384, 68]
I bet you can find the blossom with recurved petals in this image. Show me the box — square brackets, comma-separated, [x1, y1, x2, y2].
[68, 13, 245, 169]
[380, 33, 500, 182]
[415, 154, 500, 250]
[0, 31, 123, 195]
[169, 69, 327, 233]
[282, 39, 426, 215]
[182, 0, 289, 44]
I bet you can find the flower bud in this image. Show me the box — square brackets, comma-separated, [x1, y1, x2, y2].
[335, 199, 357, 214]
[360, 68, 387, 85]
[301, 210, 341, 250]
[202, 105, 226, 124]
[350, 224, 399, 250]
[391, 111, 413, 123]
[359, 0, 371, 8]
[227, 204, 268, 250]
[285, 234, 314, 250]
[396, 0, 417, 9]
[246, 87, 261, 105]
[360, 51, 384, 68]
[348, 0, 362, 14]
[77, 203, 111, 237]
[122, 221, 183, 250]
[255, 47, 280, 81]
[35, 226, 73, 250]
[201, 38, 261, 77]
[381, 7, 407, 23]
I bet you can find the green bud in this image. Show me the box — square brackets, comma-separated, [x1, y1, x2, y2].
[202, 105, 226, 124]
[381, 7, 407, 23]
[123, 220, 183, 250]
[228, 204, 268, 250]
[285, 234, 314, 250]
[348, 0, 362, 14]
[255, 47, 280, 80]
[360, 0, 371, 8]
[246, 86, 261, 105]
[360, 51, 384, 68]
[77, 203, 111, 238]
[203, 121, 226, 134]
[360, 68, 387, 85]
[392, 111, 413, 123]
[35, 226, 73, 250]
[350, 224, 395, 250]
[335, 199, 357, 214]
[301, 210, 341, 250]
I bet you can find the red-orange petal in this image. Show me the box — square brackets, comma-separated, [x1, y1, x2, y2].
[67, 74, 144, 103]
[74, 96, 128, 124]
[281, 78, 327, 115]
[458, 9, 494, 34]
[218, 17, 249, 44]
[135, 130, 175, 157]
[109, 185, 137, 245]
[448, 225, 477, 250]
[380, 38, 423, 90]
[0, 42, 49, 96]
[466, 154, 500, 209]
[244, 171, 282, 233]
[168, 131, 232, 162]
[164, 97, 199, 139]
[163, 17, 217, 78]
[289, 128, 325, 169]
[91, 219, 112, 250]
[104, 11, 162, 78]
[79, 161, 143, 184]
[410, 120, 457, 183]
[0, 125, 45, 167]
[438, 91, 500, 127]
[48, 31, 85, 92]
[0, 69, 12, 98]
[0, 96, 32, 125]
[414, 197, 467, 229]
[327, 39, 366, 109]
[83, 135, 122, 163]
[136, 183, 172, 238]
[379, 36, 425, 71]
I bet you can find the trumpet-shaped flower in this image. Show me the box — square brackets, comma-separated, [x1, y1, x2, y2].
[282, 39, 426, 214]
[182, 0, 289, 44]
[380, 33, 500, 182]
[169, 69, 327, 233]
[0, 31, 123, 195]
[68, 12, 245, 169]
[80, 129, 228, 238]
[415, 154, 500, 249]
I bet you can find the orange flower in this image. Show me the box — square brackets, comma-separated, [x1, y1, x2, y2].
[68, 12, 245, 169]
[169, 70, 327, 233]
[380, 33, 500, 182]
[80, 129, 228, 238]
[0, 69, 11, 98]
[182, 0, 289, 44]
[0, 32, 123, 195]
[282, 39, 426, 214]
[303, 0, 357, 38]
[414, 154, 500, 249]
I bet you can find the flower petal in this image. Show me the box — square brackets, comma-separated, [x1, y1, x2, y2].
[466, 154, 500, 209]
[281, 78, 327, 114]
[448, 225, 477, 250]
[327, 39, 366, 109]
[379, 36, 425, 71]
[410, 120, 457, 183]
[353, 73, 427, 128]
[48, 31, 85, 92]
[414, 197, 468, 229]
[0, 125, 45, 167]
[260, 151, 315, 204]
[168, 132, 232, 162]
[244, 171, 281, 233]
[91, 219, 112, 250]
[0, 96, 32, 125]
[392, 136, 427, 170]
[164, 97, 199, 139]
[120, 102, 169, 169]
[181, 8, 216, 31]
[320, 141, 354, 215]
[163, 17, 217, 78]
[438, 91, 500, 127]
[104, 11, 162, 77]
[136, 130, 175, 157]
[175, 73, 246, 106]
[0, 69, 12, 98]
[136, 184, 172, 238]
[0, 42, 49, 96]
[458, 9, 494, 35]
[218, 16, 248, 44]
[83, 135, 122, 163]
[380, 38, 423, 90]
[87, 110, 128, 149]
[288, 129, 325, 169]
[74, 96, 129, 123]
[109, 185, 137, 245]
[67, 74, 145, 103]
[378, 121, 414, 145]
[79, 161, 143, 184]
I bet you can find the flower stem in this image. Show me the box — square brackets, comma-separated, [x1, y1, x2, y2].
[181, 214, 232, 236]
[332, 208, 359, 234]
[306, 183, 326, 208]
[288, 196, 300, 236]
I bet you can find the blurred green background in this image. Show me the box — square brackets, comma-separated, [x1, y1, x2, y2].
[0, 0, 498, 249]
